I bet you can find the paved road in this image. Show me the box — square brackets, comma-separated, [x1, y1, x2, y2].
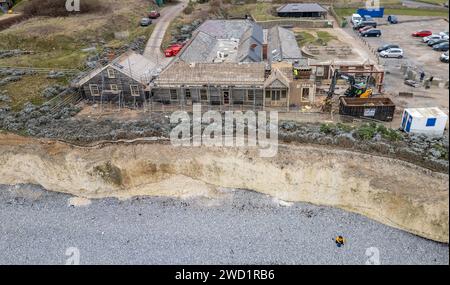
[0, 184, 447, 265]
[143, 0, 188, 69]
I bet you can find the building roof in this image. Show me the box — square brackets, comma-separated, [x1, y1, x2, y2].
[74, 51, 159, 87]
[178, 20, 264, 63]
[267, 26, 302, 64]
[277, 3, 327, 13]
[404, 107, 448, 118]
[154, 60, 266, 86]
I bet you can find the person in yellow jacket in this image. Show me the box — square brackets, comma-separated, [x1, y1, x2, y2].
[335, 235, 345, 247]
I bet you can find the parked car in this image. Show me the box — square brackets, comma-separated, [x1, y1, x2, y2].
[377, 43, 400, 52]
[439, 31, 449, 37]
[440, 51, 449, 63]
[358, 26, 373, 33]
[423, 34, 442, 43]
[164, 43, 184, 57]
[387, 15, 398, 24]
[148, 10, 160, 19]
[351, 13, 362, 26]
[380, 48, 404, 58]
[140, 17, 152, 26]
[354, 21, 377, 30]
[428, 38, 448, 47]
[361, 29, 381, 37]
[433, 42, 449, 51]
[412, 30, 432, 37]
[362, 15, 372, 21]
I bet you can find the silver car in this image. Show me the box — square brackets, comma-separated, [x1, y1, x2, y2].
[380, 48, 404, 58]
[140, 18, 152, 26]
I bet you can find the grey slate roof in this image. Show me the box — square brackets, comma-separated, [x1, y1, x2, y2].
[267, 26, 302, 63]
[178, 20, 264, 63]
[276, 3, 327, 13]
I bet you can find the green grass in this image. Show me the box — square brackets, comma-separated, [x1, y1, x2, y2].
[295, 31, 337, 46]
[227, 3, 278, 21]
[415, 0, 448, 5]
[1, 74, 69, 111]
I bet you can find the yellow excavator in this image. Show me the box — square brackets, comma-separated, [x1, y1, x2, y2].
[322, 70, 373, 112]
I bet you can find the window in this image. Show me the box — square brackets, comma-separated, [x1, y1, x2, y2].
[107, 68, 116, 78]
[185, 89, 191, 99]
[265, 90, 271, 99]
[302, 88, 310, 102]
[110, 84, 118, 92]
[316, 66, 324, 76]
[426, 118, 437, 127]
[200, 89, 208, 101]
[89, 84, 100, 96]
[271, 90, 281, 101]
[281, 90, 287, 99]
[247, 90, 255, 101]
[130, 85, 140, 97]
[170, 89, 178, 100]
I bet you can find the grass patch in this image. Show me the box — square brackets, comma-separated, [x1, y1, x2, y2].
[356, 123, 403, 141]
[227, 3, 278, 21]
[296, 31, 337, 46]
[1, 74, 69, 111]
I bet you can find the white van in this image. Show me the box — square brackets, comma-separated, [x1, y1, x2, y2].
[351, 14, 362, 26]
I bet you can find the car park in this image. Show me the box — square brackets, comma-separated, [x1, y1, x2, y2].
[377, 44, 400, 52]
[380, 48, 404, 58]
[148, 10, 160, 19]
[412, 30, 432, 37]
[351, 14, 362, 26]
[423, 34, 442, 43]
[433, 42, 449, 51]
[428, 38, 448, 47]
[140, 17, 152, 26]
[354, 21, 377, 30]
[361, 29, 381, 37]
[440, 51, 449, 63]
[387, 15, 398, 24]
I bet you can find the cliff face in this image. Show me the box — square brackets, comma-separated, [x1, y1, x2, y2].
[0, 134, 448, 242]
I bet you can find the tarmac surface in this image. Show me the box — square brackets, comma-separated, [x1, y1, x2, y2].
[0, 184, 448, 265]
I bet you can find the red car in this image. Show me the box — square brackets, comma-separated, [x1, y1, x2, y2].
[359, 26, 373, 33]
[412, 30, 432, 37]
[149, 10, 161, 19]
[164, 43, 184, 57]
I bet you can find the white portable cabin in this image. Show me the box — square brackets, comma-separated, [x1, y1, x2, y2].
[400, 107, 448, 137]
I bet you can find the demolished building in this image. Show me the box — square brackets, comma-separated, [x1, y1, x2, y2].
[150, 19, 316, 109]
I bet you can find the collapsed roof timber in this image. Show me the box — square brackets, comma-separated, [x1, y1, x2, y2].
[73, 19, 384, 110]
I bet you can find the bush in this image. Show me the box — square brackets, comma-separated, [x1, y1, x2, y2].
[23, 0, 104, 17]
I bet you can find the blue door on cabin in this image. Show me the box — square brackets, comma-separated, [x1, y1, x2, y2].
[401, 111, 408, 130]
[405, 116, 413, 133]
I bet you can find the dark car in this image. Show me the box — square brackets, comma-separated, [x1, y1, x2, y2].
[361, 29, 381, 37]
[433, 42, 449, 51]
[353, 21, 377, 30]
[428, 38, 448, 46]
[377, 43, 400, 52]
[387, 15, 398, 24]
